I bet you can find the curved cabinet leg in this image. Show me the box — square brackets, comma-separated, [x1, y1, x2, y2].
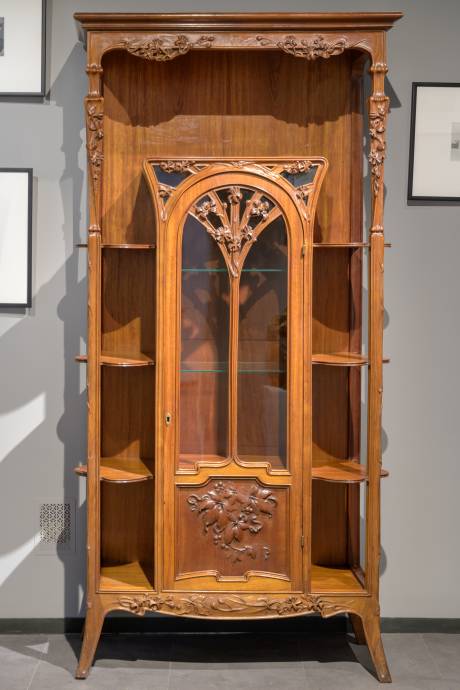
[75, 602, 105, 679]
[360, 611, 391, 683]
[349, 612, 366, 645]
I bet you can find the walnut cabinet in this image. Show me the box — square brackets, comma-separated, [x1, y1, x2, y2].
[74, 12, 402, 681]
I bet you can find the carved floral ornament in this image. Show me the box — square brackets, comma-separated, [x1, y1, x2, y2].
[86, 102, 104, 183]
[118, 592, 356, 618]
[147, 158, 325, 248]
[368, 98, 389, 196]
[121, 34, 215, 61]
[256, 34, 348, 59]
[187, 481, 277, 563]
[191, 186, 275, 279]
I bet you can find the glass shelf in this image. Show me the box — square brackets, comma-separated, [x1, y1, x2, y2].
[181, 361, 286, 373]
[182, 267, 285, 273]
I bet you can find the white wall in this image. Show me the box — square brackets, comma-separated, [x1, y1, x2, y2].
[0, 0, 459, 618]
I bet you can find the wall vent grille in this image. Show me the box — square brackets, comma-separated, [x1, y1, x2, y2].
[39, 503, 72, 545]
[34, 499, 76, 553]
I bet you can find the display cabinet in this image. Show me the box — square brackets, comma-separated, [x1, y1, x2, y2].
[74, 12, 402, 681]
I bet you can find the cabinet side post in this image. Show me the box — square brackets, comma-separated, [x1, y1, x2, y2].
[366, 37, 388, 600]
[77, 35, 104, 676]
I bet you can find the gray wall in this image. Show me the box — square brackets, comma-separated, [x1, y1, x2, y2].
[1, 0, 459, 619]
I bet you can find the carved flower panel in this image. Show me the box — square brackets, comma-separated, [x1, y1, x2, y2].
[175, 479, 290, 580]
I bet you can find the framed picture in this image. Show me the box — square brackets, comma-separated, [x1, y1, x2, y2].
[0, 0, 46, 97]
[408, 83, 460, 202]
[0, 169, 33, 308]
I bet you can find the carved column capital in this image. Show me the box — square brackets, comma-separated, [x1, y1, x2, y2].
[369, 62, 388, 75]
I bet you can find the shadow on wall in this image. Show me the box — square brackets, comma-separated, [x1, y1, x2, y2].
[0, 41, 400, 626]
[0, 41, 88, 619]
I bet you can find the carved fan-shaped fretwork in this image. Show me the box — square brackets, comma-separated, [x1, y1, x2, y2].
[190, 186, 280, 278]
[143, 157, 328, 228]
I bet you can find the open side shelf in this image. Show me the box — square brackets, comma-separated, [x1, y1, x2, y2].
[76, 352, 155, 367]
[311, 565, 365, 593]
[77, 243, 156, 249]
[312, 353, 390, 366]
[312, 460, 389, 483]
[99, 561, 154, 591]
[75, 457, 154, 483]
[313, 242, 391, 248]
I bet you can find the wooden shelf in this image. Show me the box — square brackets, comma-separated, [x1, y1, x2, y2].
[313, 352, 368, 367]
[313, 242, 391, 248]
[311, 565, 365, 593]
[312, 460, 389, 483]
[77, 243, 156, 249]
[75, 457, 154, 483]
[75, 351, 155, 367]
[312, 353, 390, 366]
[100, 561, 154, 591]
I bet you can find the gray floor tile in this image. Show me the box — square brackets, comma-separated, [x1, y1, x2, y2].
[304, 669, 460, 690]
[0, 643, 41, 690]
[169, 667, 311, 690]
[422, 634, 460, 681]
[29, 662, 170, 690]
[0, 631, 458, 690]
[381, 633, 441, 680]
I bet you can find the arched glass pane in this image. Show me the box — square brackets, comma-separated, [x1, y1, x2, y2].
[237, 216, 288, 469]
[179, 215, 229, 469]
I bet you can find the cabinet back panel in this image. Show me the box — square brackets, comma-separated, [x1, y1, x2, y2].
[101, 47, 361, 576]
[101, 250, 155, 356]
[102, 50, 353, 245]
[101, 367, 155, 459]
[100, 482, 154, 575]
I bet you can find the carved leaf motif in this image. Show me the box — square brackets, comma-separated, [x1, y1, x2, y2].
[86, 103, 104, 183]
[122, 35, 214, 62]
[257, 34, 348, 60]
[192, 187, 274, 278]
[368, 100, 388, 196]
[160, 160, 196, 173]
[283, 160, 313, 174]
[187, 481, 277, 563]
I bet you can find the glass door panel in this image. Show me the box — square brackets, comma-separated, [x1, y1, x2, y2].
[237, 217, 288, 469]
[179, 215, 229, 469]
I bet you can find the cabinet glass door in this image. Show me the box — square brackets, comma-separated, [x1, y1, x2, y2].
[145, 160, 327, 592]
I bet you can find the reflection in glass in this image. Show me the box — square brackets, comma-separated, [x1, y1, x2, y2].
[179, 215, 229, 468]
[237, 217, 288, 469]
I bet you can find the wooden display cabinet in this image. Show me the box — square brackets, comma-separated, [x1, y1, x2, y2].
[74, 12, 402, 681]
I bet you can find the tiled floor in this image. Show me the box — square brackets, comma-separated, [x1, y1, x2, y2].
[0, 632, 459, 690]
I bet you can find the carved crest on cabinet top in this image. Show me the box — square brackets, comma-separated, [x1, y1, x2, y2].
[187, 481, 277, 563]
[143, 158, 328, 272]
[121, 34, 215, 61]
[256, 34, 348, 59]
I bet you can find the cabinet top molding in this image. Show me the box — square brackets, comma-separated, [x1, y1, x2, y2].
[74, 12, 403, 33]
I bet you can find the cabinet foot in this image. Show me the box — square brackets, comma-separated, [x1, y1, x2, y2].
[75, 603, 105, 679]
[349, 612, 367, 645]
[360, 611, 392, 683]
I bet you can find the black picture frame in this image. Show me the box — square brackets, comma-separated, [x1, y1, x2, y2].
[0, 168, 33, 308]
[0, 0, 46, 98]
[408, 82, 460, 203]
